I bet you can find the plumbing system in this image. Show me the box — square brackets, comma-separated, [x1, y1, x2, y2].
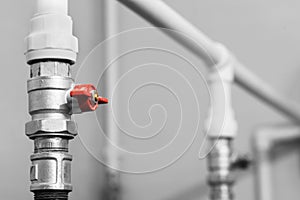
[24, 0, 107, 199]
[21, 1, 300, 200]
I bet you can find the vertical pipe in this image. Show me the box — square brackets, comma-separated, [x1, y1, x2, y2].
[253, 147, 273, 200]
[204, 45, 237, 200]
[103, 0, 121, 199]
[25, 1, 108, 200]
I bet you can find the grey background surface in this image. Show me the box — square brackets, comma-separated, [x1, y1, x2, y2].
[1, 0, 300, 199]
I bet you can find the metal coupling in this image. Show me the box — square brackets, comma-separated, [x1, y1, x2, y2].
[26, 62, 75, 199]
[207, 138, 234, 200]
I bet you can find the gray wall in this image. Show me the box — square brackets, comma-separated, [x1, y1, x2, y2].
[1, 0, 300, 200]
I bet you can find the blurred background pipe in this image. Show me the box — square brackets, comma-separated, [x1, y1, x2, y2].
[252, 125, 300, 200]
[102, 0, 121, 199]
[116, 0, 300, 123]
[204, 47, 237, 200]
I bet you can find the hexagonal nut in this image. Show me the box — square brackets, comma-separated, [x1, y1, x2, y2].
[30, 62, 70, 78]
[26, 119, 78, 138]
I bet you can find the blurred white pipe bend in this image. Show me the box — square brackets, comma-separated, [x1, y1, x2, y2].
[117, 0, 300, 123]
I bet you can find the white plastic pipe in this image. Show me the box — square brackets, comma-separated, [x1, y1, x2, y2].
[103, 0, 121, 199]
[35, 0, 68, 15]
[117, 0, 300, 123]
[204, 44, 237, 200]
[205, 44, 237, 138]
[252, 125, 300, 200]
[26, 0, 78, 63]
[104, 0, 120, 171]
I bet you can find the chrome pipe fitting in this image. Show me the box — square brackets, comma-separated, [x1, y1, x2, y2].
[207, 138, 234, 200]
[25, 59, 107, 200]
[26, 61, 77, 199]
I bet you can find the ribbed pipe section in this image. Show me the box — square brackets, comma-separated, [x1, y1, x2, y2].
[208, 138, 234, 200]
[34, 191, 69, 200]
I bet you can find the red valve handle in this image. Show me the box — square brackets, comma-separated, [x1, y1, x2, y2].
[97, 96, 109, 104]
[70, 84, 108, 112]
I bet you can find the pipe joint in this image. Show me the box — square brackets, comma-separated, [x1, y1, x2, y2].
[25, 0, 78, 64]
[208, 43, 234, 83]
[205, 43, 237, 139]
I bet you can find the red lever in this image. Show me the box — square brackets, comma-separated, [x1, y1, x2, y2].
[70, 84, 108, 112]
[97, 96, 109, 104]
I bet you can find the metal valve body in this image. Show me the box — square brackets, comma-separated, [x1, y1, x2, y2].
[26, 61, 77, 200]
[26, 62, 108, 199]
[208, 138, 234, 200]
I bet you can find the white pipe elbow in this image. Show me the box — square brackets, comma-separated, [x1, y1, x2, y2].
[208, 43, 234, 83]
[205, 43, 237, 139]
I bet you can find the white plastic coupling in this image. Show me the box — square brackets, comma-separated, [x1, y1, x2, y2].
[24, 0, 78, 64]
[205, 43, 237, 139]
